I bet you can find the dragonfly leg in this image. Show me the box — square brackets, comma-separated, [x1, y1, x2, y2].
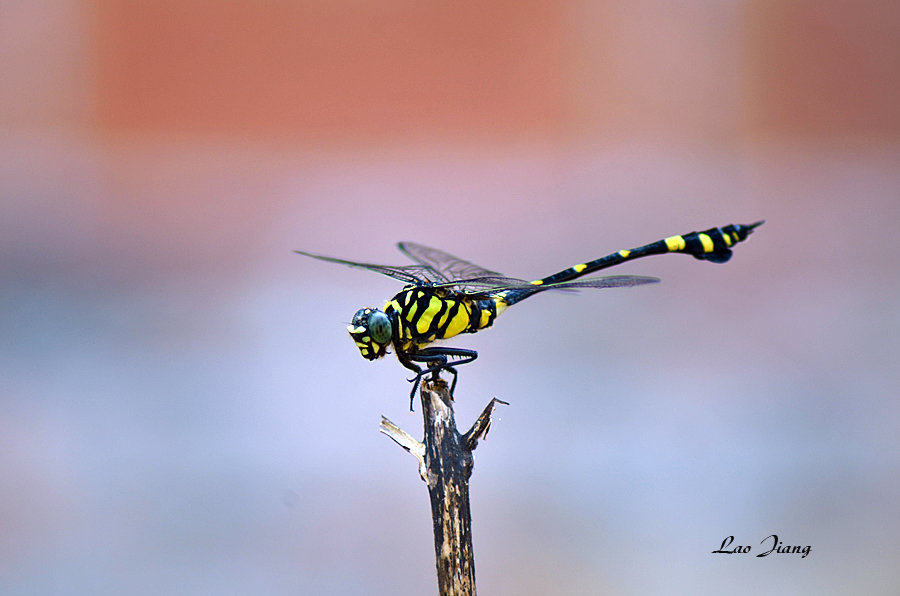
[404, 348, 478, 406]
[397, 352, 425, 411]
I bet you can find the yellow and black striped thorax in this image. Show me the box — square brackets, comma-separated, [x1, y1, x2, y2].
[385, 286, 510, 351]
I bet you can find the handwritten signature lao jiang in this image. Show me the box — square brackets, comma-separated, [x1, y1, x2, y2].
[712, 534, 811, 558]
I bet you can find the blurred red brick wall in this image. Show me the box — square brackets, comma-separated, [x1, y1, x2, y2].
[90, 0, 900, 143]
[92, 1, 566, 141]
[745, 0, 900, 139]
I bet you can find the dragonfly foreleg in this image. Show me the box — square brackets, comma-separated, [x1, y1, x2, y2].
[403, 347, 478, 408]
[396, 352, 426, 410]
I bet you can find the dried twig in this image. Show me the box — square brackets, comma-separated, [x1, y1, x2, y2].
[380, 378, 507, 596]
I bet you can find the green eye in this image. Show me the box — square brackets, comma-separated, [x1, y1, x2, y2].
[368, 311, 392, 344]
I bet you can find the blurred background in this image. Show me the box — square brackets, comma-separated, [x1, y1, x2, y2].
[2, 1, 898, 594]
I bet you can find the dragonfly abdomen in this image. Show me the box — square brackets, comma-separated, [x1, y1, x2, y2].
[502, 222, 763, 304]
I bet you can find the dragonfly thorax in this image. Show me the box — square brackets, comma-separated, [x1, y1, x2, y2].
[347, 307, 392, 360]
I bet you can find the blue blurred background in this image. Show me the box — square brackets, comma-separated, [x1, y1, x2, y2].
[2, 1, 898, 594]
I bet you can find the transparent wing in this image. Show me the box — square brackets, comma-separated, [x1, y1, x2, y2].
[397, 242, 503, 284]
[442, 274, 659, 297]
[298, 245, 658, 293]
[295, 250, 441, 285]
[538, 275, 660, 290]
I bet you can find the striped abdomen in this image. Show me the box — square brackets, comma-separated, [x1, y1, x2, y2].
[502, 221, 763, 306]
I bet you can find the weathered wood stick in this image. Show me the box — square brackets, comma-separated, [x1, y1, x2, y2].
[380, 379, 507, 596]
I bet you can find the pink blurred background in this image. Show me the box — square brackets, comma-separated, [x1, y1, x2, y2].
[2, 1, 898, 594]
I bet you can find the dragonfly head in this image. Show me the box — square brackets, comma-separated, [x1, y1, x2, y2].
[347, 308, 392, 360]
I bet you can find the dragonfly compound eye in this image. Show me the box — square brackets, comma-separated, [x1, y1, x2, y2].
[346, 308, 392, 361]
[367, 310, 392, 344]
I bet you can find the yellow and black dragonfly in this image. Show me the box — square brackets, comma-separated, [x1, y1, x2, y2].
[297, 221, 762, 407]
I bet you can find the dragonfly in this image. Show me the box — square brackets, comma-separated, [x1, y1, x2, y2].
[297, 221, 763, 408]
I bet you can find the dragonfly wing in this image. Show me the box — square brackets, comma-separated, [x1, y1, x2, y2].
[295, 250, 441, 285]
[443, 274, 659, 298]
[541, 275, 660, 290]
[398, 242, 504, 283]
[441, 276, 535, 295]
